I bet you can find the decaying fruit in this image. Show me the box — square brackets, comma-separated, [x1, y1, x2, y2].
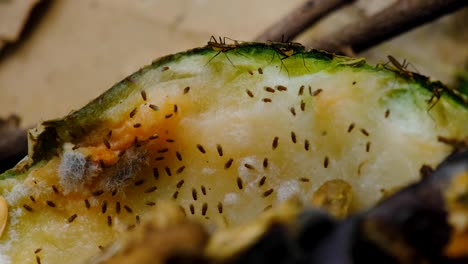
[0, 41, 467, 263]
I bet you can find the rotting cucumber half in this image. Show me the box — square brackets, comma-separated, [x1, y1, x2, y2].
[0, 42, 467, 263]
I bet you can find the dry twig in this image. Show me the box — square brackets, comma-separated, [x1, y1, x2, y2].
[305, 0, 468, 54]
[255, 0, 355, 42]
[0, 115, 28, 173]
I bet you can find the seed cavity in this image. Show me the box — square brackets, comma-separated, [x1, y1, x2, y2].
[324, 157, 329, 168]
[263, 158, 268, 169]
[153, 168, 159, 180]
[202, 203, 208, 216]
[174, 104, 178, 113]
[217, 202, 223, 214]
[290, 107, 296, 116]
[92, 190, 104, 197]
[312, 89, 323, 96]
[263, 189, 274, 197]
[304, 140, 310, 151]
[217, 144, 223, 156]
[366, 142, 371, 152]
[46, 201, 56, 208]
[176, 180, 185, 189]
[145, 186, 157, 193]
[192, 189, 198, 201]
[300, 100, 306, 111]
[23, 204, 33, 212]
[224, 158, 234, 169]
[385, 109, 390, 118]
[134, 180, 144, 186]
[172, 191, 179, 199]
[259, 176, 266, 187]
[149, 104, 159, 111]
[155, 156, 165, 161]
[201, 185, 207, 195]
[348, 123, 355, 133]
[165, 113, 173, 119]
[158, 148, 168, 153]
[34, 248, 42, 254]
[360, 128, 370, 137]
[165, 167, 172, 176]
[176, 151, 182, 161]
[299, 177, 310, 182]
[85, 199, 91, 209]
[124, 205, 133, 213]
[129, 108, 137, 118]
[146, 201, 156, 206]
[107, 216, 112, 227]
[272, 137, 279, 150]
[196, 144, 206, 154]
[248, 70, 254, 75]
[276, 85, 287, 91]
[136, 215, 140, 224]
[298, 85, 305, 96]
[291, 131, 297, 143]
[265, 86, 275, 93]
[244, 163, 255, 170]
[30, 196, 36, 203]
[190, 204, 195, 215]
[237, 177, 243, 190]
[166, 139, 175, 143]
[101, 200, 107, 213]
[176, 166, 186, 174]
[184, 86, 191, 94]
[68, 214, 78, 223]
[103, 138, 111, 149]
[246, 89, 254, 98]
[52, 185, 59, 194]
[162, 66, 170, 72]
[141, 90, 147, 101]
[149, 134, 159, 140]
[258, 68, 263, 74]
[116, 202, 121, 214]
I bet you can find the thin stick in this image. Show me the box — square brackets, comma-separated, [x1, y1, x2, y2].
[305, 0, 468, 54]
[255, 0, 355, 42]
[0, 115, 28, 172]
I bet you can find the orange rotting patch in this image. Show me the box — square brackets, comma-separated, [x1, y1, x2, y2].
[445, 231, 468, 257]
[80, 97, 189, 164]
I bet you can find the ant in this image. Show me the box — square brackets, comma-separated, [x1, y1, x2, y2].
[383, 55, 420, 77]
[268, 36, 309, 75]
[383, 56, 442, 110]
[206, 36, 242, 67]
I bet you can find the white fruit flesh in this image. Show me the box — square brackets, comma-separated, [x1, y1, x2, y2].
[0, 43, 467, 263]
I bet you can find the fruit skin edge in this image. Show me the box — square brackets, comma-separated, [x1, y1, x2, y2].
[1, 41, 465, 178]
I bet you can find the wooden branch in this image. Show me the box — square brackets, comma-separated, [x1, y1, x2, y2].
[0, 115, 28, 172]
[255, 0, 355, 42]
[305, 0, 468, 54]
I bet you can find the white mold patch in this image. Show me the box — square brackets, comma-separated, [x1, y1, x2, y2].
[276, 180, 300, 203]
[58, 151, 101, 193]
